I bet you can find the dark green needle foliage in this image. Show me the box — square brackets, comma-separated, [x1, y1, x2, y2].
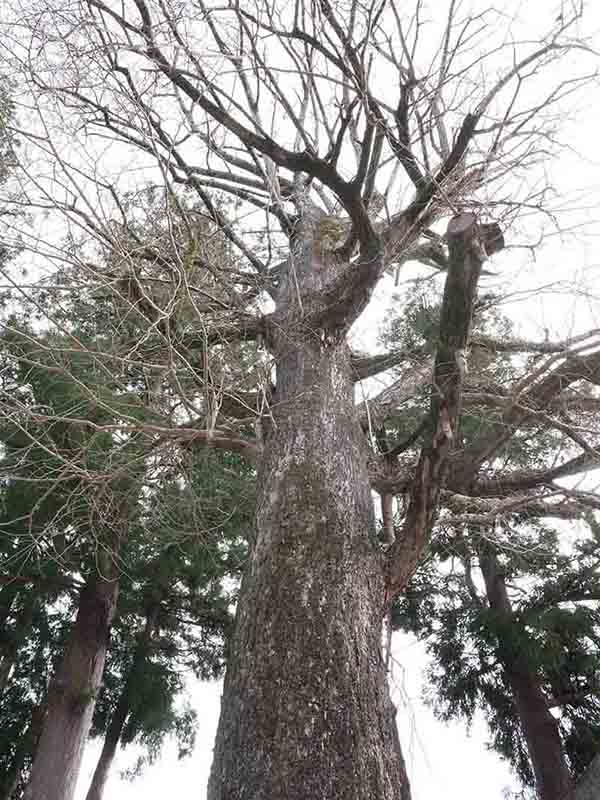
[379, 282, 562, 469]
[383, 285, 600, 790]
[0, 186, 256, 793]
[393, 519, 600, 789]
[88, 448, 254, 781]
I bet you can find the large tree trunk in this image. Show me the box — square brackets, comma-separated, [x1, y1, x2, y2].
[208, 223, 410, 800]
[23, 572, 119, 800]
[479, 547, 573, 800]
[85, 606, 158, 800]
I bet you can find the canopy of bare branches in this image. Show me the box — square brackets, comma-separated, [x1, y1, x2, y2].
[0, 0, 598, 609]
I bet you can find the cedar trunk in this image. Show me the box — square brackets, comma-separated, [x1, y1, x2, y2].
[83, 659, 130, 800]
[480, 548, 573, 800]
[23, 573, 119, 800]
[208, 227, 411, 800]
[85, 606, 159, 800]
[84, 718, 121, 800]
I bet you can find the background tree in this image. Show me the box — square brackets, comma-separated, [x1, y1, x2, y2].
[0, 2, 598, 799]
[393, 519, 600, 800]
[86, 449, 253, 800]
[0, 312, 148, 800]
[383, 287, 600, 800]
[0, 168, 240, 799]
[0, 215, 253, 799]
[0, 332, 253, 799]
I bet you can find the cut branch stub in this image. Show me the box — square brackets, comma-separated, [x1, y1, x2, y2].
[384, 213, 505, 605]
[480, 222, 505, 257]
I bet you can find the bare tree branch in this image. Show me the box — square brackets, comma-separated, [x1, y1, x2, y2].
[385, 213, 503, 603]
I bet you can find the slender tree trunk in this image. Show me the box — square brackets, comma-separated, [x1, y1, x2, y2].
[0, 596, 38, 695]
[208, 226, 410, 800]
[479, 547, 573, 800]
[83, 665, 130, 800]
[23, 572, 119, 800]
[85, 606, 159, 800]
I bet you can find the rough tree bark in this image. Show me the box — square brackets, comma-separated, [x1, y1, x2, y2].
[479, 546, 574, 800]
[85, 605, 159, 800]
[23, 570, 119, 800]
[208, 213, 495, 800]
[208, 337, 410, 800]
[207, 242, 410, 800]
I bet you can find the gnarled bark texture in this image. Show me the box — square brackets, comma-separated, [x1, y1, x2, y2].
[208, 221, 410, 800]
[23, 573, 118, 800]
[480, 546, 574, 800]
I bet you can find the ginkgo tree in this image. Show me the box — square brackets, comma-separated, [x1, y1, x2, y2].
[1, 1, 599, 799]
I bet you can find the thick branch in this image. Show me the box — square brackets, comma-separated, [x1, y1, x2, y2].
[441, 491, 589, 525]
[452, 349, 600, 490]
[459, 452, 600, 497]
[310, 235, 384, 333]
[472, 329, 600, 355]
[353, 327, 600, 382]
[25, 412, 258, 462]
[385, 213, 503, 603]
[181, 314, 271, 350]
[351, 348, 421, 381]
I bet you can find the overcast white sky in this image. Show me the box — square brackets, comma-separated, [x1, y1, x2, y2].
[23, 0, 598, 797]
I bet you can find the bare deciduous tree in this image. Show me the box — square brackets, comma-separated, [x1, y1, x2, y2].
[1, 1, 599, 798]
